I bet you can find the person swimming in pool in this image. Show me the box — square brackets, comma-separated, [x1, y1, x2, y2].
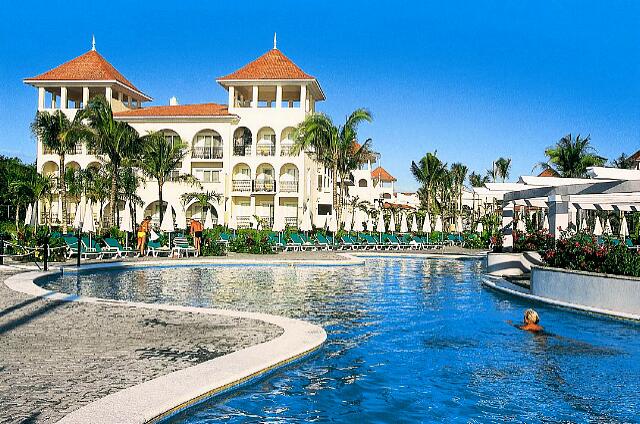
[519, 309, 543, 332]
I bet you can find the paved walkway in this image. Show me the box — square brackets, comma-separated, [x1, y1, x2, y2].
[0, 267, 282, 424]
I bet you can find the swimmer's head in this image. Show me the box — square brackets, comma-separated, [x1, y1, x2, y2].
[524, 309, 539, 324]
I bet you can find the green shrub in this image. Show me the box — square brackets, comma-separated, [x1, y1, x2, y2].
[513, 230, 554, 253]
[228, 228, 275, 254]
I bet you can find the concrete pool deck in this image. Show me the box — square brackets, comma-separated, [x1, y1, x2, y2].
[0, 250, 484, 423]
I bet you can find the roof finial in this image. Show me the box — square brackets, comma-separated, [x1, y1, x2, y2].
[273, 32, 277, 50]
[91, 34, 96, 51]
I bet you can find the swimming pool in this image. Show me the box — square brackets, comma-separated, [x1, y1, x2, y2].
[43, 258, 640, 422]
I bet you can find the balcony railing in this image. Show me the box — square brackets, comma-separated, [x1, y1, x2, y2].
[279, 180, 299, 193]
[284, 216, 298, 227]
[256, 145, 275, 156]
[168, 170, 183, 182]
[236, 215, 250, 228]
[192, 146, 223, 160]
[254, 179, 275, 192]
[258, 216, 274, 228]
[232, 179, 252, 192]
[233, 145, 252, 156]
[65, 144, 82, 155]
[280, 145, 295, 156]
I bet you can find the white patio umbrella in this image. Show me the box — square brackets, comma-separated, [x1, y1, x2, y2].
[82, 200, 96, 248]
[620, 215, 629, 239]
[249, 215, 258, 229]
[456, 215, 464, 233]
[603, 218, 612, 235]
[376, 211, 386, 234]
[542, 214, 550, 231]
[327, 213, 338, 233]
[580, 217, 588, 231]
[476, 222, 484, 233]
[160, 205, 175, 249]
[593, 217, 603, 236]
[204, 208, 214, 230]
[422, 213, 431, 234]
[227, 215, 238, 235]
[516, 219, 526, 233]
[24, 203, 33, 227]
[389, 212, 396, 233]
[72, 200, 84, 230]
[434, 216, 443, 232]
[411, 214, 418, 233]
[353, 210, 365, 232]
[119, 200, 133, 248]
[299, 207, 313, 232]
[366, 214, 374, 232]
[30, 203, 38, 227]
[400, 212, 408, 233]
[343, 211, 352, 232]
[272, 213, 286, 232]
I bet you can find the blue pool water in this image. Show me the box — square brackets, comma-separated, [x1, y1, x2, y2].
[43, 258, 640, 422]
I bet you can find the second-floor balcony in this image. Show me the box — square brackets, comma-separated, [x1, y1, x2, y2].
[280, 145, 296, 156]
[256, 145, 275, 156]
[43, 144, 82, 155]
[233, 145, 252, 156]
[192, 146, 223, 160]
[254, 179, 276, 193]
[284, 216, 298, 227]
[279, 180, 299, 193]
[232, 179, 252, 192]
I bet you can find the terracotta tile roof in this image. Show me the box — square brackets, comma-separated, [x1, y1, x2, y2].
[25, 50, 147, 97]
[537, 169, 558, 177]
[629, 150, 640, 161]
[382, 202, 416, 210]
[372, 166, 397, 182]
[218, 48, 315, 81]
[114, 103, 233, 118]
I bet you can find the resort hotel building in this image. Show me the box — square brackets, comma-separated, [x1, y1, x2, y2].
[24, 39, 405, 229]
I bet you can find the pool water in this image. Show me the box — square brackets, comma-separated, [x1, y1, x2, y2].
[43, 258, 640, 422]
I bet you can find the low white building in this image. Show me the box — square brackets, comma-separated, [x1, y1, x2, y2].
[24, 40, 402, 229]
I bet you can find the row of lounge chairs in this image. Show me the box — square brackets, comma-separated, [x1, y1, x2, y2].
[61, 234, 198, 259]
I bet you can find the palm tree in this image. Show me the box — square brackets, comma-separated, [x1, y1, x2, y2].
[536, 134, 606, 178]
[469, 171, 489, 187]
[9, 168, 52, 230]
[486, 165, 497, 183]
[293, 108, 372, 223]
[450, 163, 468, 215]
[494, 157, 512, 182]
[31, 110, 89, 232]
[117, 167, 144, 225]
[138, 131, 199, 224]
[84, 167, 111, 229]
[610, 153, 635, 169]
[81, 96, 141, 226]
[411, 152, 446, 214]
[180, 191, 222, 223]
[338, 140, 374, 210]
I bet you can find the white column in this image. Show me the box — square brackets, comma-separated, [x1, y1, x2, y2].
[252, 85, 258, 108]
[548, 194, 569, 239]
[118, 92, 123, 102]
[275, 84, 282, 109]
[228, 86, 235, 109]
[38, 87, 45, 110]
[300, 84, 307, 111]
[127, 95, 132, 108]
[50, 92, 56, 109]
[60, 87, 67, 109]
[502, 201, 514, 251]
[82, 87, 89, 108]
[105, 86, 112, 106]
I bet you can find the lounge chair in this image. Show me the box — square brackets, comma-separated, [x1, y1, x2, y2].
[103, 237, 135, 258]
[268, 233, 286, 252]
[219, 232, 236, 245]
[83, 237, 118, 259]
[314, 234, 332, 251]
[146, 240, 172, 257]
[172, 237, 198, 257]
[410, 235, 425, 250]
[289, 233, 315, 251]
[63, 235, 101, 259]
[359, 233, 383, 250]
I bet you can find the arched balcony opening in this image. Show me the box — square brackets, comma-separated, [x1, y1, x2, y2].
[143, 200, 176, 227]
[359, 179, 368, 187]
[256, 127, 276, 156]
[233, 127, 252, 156]
[186, 201, 219, 225]
[192, 129, 223, 160]
[161, 129, 181, 147]
[255, 163, 275, 192]
[279, 164, 299, 193]
[232, 163, 252, 192]
[280, 127, 296, 156]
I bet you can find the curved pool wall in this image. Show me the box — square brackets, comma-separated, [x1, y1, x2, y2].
[36, 257, 640, 422]
[4, 266, 328, 424]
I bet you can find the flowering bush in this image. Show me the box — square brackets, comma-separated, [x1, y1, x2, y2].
[513, 230, 554, 253]
[542, 232, 640, 277]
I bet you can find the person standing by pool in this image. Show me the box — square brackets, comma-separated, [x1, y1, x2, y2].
[190, 218, 203, 254]
[137, 216, 152, 256]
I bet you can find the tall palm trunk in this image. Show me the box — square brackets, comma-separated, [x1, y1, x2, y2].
[59, 154, 67, 233]
[15, 204, 20, 231]
[110, 168, 118, 227]
[332, 162, 340, 224]
[157, 180, 164, 225]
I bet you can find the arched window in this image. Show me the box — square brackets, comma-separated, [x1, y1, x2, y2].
[358, 179, 368, 187]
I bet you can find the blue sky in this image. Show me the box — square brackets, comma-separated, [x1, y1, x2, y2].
[1, 0, 638, 190]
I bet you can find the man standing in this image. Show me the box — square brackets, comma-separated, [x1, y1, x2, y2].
[190, 218, 204, 254]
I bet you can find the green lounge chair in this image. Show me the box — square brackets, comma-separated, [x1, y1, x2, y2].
[172, 236, 198, 257]
[146, 240, 171, 257]
[359, 233, 383, 250]
[268, 233, 285, 252]
[289, 233, 315, 251]
[103, 237, 135, 258]
[63, 235, 96, 259]
[314, 234, 332, 251]
[83, 237, 117, 259]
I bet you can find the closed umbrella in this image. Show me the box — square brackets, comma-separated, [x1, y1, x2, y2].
[204, 208, 214, 230]
[119, 200, 133, 248]
[299, 207, 313, 232]
[73, 199, 84, 230]
[343, 211, 352, 232]
[353, 210, 364, 232]
[24, 203, 32, 227]
[603, 218, 612, 235]
[476, 222, 483, 233]
[516, 219, 526, 233]
[389, 212, 396, 233]
[30, 203, 38, 227]
[228, 215, 238, 235]
[542, 214, 550, 231]
[593, 217, 603, 236]
[620, 215, 629, 239]
[400, 212, 408, 233]
[328, 212, 338, 233]
[411, 214, 418, 233]
[422, 213, 431, 234]
[366, 214, 374, 232]
[82, 200, 95, 248]
[272, 213, 286, 232]
[581, 217, 588, 231]
[456, 215, 464, 233]
[376, 211, 386, 234]
[160, 205, 175, 249]
[434, 216, 443, 232]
